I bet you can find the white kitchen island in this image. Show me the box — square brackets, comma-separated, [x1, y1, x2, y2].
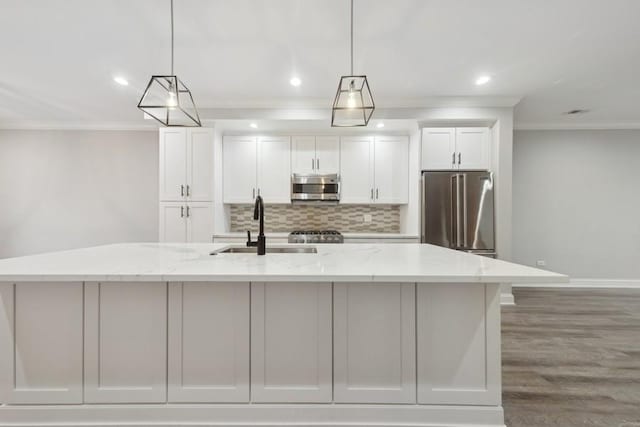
[0, 243, 566, 427]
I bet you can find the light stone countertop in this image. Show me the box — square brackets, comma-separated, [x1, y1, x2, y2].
[0, 243, 567, 284]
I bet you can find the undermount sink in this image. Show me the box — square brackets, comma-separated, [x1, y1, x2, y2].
[210, 246, 318, 255]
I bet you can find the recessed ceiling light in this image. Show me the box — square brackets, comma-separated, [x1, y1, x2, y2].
[249, 123, 258, 129]
[113, 76, 129, 86]
[475, 75, 491, 86]
[376, 122, 385, 128]
[289, 77, 301, 87]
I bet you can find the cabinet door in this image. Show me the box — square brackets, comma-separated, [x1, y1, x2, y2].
[417, 283, 500, 405]
[159, 128, 187, 201]
[291, 136, 316, 175]
[339, 136, 373, 204]
[168, 282, 250, 403]
[421, 128, 456, 170]
[223, 136, 257, 203]
[84, 282, 167, 403]
[186, 202, 213, 243]
[334, 283, 416, 403]
[186, 128, 213, 201]
[456, 127, 490, 170]
[315, 136, 340, 174]
[0, 282, 83, 404]
[257, 136, 291, 204]
[251, 282, 332, 403]
[373, 136, 409, 204]
[159, 202, 186, 243]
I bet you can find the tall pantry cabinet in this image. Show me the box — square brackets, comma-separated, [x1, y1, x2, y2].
[159, 128, 214, 243]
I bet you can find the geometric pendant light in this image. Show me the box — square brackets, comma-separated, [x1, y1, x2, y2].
[331, 0, 375, 127]
[138, 0, 201, 127]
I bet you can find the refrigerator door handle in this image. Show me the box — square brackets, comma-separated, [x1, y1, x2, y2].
[452, 174, 461, 247]
[461, 173, 467, 248]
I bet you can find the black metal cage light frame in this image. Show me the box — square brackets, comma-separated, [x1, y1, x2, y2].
[331, 0, 375, 127]
[137, 0, 201, 127]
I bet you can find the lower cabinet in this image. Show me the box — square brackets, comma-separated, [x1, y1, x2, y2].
[84, 282, 167, 403]
[159, 201, 213, 243]
[333, 282, 416, 403]
[167, 282, 250, 403]
[416, 283, 500, 405]
[0, 282, 83, 404]
[250, 282, 332, 403]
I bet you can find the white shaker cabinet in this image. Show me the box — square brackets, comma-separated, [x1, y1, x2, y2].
[84, 282, 167, 403]
[168, 282, 250, 403]
[292, 136, 340, 175]
[339, 136, 374, 203]
[223, 136, 258, 203]
[250, 282, 332, 403]
[0, 282, 83, 404]
[159, 201, 213, 243]
[417, 283, 501, 405]
[340, 136, 409, 204]
[159, 128, 213, 201]
[333, 283, 416, 403]
[373, 136, 409, 204]
[421, 127, 490, 170]
[257, 136, 291, 203]
[223, 136, 291, 204]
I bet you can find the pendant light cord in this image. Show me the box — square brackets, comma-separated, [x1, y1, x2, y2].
[350, 0, 354, 75]
[170, 0, 174, 75]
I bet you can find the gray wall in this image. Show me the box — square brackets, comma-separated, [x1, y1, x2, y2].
[0, 129, 158, 258]
[513, 130, 640, 279]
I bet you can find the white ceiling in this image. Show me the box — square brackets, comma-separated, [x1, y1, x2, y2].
[1, 0, 639, 129]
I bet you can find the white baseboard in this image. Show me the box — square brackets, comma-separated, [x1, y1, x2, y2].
[514, 278, 640, 289]
[500, 293, 515, 305]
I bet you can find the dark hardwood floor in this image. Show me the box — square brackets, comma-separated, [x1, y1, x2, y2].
[502, 288, 640, 427]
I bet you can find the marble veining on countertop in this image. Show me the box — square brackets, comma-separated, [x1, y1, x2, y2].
[0, 243, 567, 284]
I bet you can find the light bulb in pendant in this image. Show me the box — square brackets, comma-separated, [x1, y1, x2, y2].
[347, 80, 357, 109]
[167, 91, 178, 108]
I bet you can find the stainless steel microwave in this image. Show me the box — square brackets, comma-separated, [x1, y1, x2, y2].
[291, 173, 340, 204]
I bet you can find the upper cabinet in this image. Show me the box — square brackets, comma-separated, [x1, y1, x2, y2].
[292, 136, 340, 175]
[421, 127, 490, 171]
[340, 136, 409, 204]
[223, 136, 291, 204]
[159, 128, 213, 201]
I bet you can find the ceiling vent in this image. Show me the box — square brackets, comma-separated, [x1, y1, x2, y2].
[563, 109, 590, 115]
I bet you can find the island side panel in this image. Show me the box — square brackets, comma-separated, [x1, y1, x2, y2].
[417, 283, 501, 405]
[0, 282, 83, 404]
[84, 282, 167, 403]
[251, 282, 332, 403]
[333, 282, 416, 404]
[168, 282, 250, 403]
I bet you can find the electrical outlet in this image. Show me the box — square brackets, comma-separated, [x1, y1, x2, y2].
[536, 260, 546, 267]
[363, 214, 373, 223]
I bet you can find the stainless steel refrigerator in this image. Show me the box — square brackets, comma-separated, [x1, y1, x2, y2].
[421, 170, 496, 257]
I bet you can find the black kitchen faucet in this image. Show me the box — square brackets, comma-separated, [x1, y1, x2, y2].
[246, 195, 266, 255]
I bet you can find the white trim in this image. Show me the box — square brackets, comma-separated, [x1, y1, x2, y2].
[0, 403, 506, 427]
[500, 292, 515, 305]
[515, 122, 640, 131]
[514, 278, 640, 289]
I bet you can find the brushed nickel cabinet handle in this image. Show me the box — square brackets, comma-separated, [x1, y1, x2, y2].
[458, 153, 461, 165]
[370, 188, 374, 200]
[312, 158, 315, 170]
[186, 185, 190, 196]
[180, 206, 184, 218]
[376, 188, 379, 199]
[181, 185, 184, 196]
[316, 158, 320, 169]
[186, 206, 190, 217]
[452, 152, 456, 165]
[252, 188, 255, 199]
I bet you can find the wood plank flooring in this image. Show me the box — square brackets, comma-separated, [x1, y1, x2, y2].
[502, 288, 640, 427]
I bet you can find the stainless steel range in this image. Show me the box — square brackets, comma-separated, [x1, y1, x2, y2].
[288, 230, 344, 244]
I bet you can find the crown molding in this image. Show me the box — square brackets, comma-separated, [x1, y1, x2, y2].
[515, 121, 640, 131]
[0, 120, 159, 131]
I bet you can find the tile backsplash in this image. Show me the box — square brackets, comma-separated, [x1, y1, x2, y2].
[230, 204, 400, 233]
